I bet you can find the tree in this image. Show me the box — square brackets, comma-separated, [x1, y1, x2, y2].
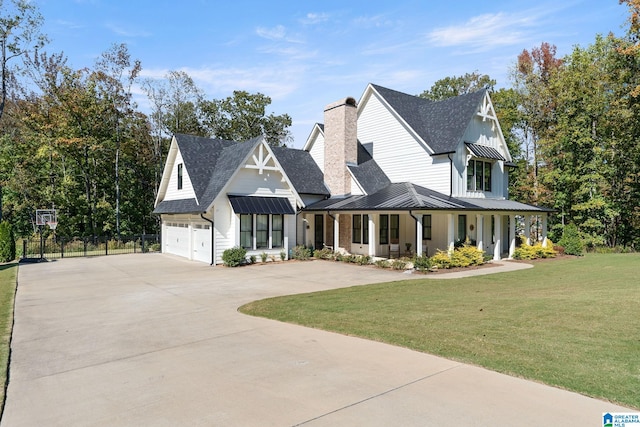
[419, 71, 496, 101]
[200, 90, 292, 146]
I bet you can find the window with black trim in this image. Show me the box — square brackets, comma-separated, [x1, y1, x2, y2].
[363, 214, 369, 244]
[240, 214, 252, 249]
[422, 214, 432, 240]
[458, 215, 467, 242]
[467, 159, 492, 192]
[256, 214, 269, 249]
[352, 215, 362, 244]
[177, 163, 183, 190]
[272, 215, 283, 248]
[390, 214, 399, 241]
[380, 215, 389, 244]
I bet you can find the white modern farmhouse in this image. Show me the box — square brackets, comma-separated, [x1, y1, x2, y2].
[153, 83, 552, 265]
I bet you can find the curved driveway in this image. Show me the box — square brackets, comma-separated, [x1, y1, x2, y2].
[2, 254, 630, 426]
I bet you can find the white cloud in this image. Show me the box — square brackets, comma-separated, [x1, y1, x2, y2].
[105, 23, 151, 38]
[352, 14, 395, 29]
[256, 25, 287, 40]
[301, 12, 330, 25]
[427, 11, 538, 51]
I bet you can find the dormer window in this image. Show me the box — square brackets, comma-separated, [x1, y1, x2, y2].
[177, 163, 183, 190]
[467, 159, 492, 192]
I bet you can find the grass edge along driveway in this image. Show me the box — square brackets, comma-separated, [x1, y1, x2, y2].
[240, 253, 640, 410]
[0, 263, 17, 417]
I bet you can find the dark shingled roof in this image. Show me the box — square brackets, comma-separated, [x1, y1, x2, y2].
[347, 142, 391, 194]
[304, 182, 553, 212]
[154, 134, 328, 214]
[272, 147, 330, 196]
[370, 84, 487, 155]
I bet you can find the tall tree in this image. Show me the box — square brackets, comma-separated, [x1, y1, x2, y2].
[419, 71, 496, 101]
[200, 90, 292, 146]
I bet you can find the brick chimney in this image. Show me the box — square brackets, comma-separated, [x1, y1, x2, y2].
[323, 97, 357, 197]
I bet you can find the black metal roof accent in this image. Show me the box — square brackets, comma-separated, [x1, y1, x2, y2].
[465, 143, 506, 161]
[370, 84, 487, 155]
[228, 195, 295, 215]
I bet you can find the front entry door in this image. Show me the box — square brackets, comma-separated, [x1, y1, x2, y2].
[314, 214, 324, 250]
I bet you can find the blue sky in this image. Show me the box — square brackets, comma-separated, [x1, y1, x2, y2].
[36, 0, 629, 147]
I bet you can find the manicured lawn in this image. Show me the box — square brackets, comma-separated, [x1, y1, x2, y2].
[0, 263, 17, 414]
[240, 253, 640, 409]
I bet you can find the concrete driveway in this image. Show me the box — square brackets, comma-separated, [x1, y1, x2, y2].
[2, 254, 630, 426]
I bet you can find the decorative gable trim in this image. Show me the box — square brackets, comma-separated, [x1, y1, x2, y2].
[244, 143, 279, 175]
[477, 92, 512, 162]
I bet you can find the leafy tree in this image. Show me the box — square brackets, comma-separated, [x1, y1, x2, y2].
[0, 220, 15, 262]
[419, 71, 495, 101]
[558, 223, 584, 256]
[200, 90, 292, 146]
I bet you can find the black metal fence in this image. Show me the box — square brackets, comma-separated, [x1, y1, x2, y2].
[21, 234, 160, 261]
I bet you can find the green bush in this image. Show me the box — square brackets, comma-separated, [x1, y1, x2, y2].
[558, 223, 584, 256]
[222, 246, 247, 267]
[413, 255, 432, 273]
[391, 259, 408, 270]
[375, 259, 391, 268]
[249, 255, 257, 264]
[313, 247, 334, 260]
[356, 255, 372, 266]
[0, 221, 16, 262]
[280, 250, 287, 261]
[429, 245, 486, 269]
[292, 245, 311, 260]
[260, 252, 268, 262]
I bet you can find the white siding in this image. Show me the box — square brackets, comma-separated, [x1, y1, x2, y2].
[163, 150, 196, 201]
[358, 92, 435, 188]
[308, 132, 325, 172]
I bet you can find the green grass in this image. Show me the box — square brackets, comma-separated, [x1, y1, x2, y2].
[0, 263, 17, 414]
[240, 253, 640, 409]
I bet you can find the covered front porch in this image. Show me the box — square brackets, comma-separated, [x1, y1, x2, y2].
[299, 210, 550, 261]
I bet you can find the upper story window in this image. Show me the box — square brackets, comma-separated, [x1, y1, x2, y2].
[177, 163, 183, 190]
[466, 159, 492, 192]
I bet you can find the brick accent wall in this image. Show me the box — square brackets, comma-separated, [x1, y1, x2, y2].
[323, 97, 357, 196]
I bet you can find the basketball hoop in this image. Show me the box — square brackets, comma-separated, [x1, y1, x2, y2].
[36, 209, 58, 231]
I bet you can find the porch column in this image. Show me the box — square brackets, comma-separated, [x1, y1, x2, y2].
[368, 215, 376, 257]
[493, 214, 502, 261]
[508, 214, 516, 259]
[333, 214, 340, 252]
[541, 214, 548, 247]
[476, 214, 484, 252]
[524, 215, 531, 245]
[416, 214, 423, 256]
[447, 214, 455, 252]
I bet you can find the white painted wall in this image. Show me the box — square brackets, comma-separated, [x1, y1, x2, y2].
[358, 92, 434, 188]
[308, 131, 325, 172]
[163, 149, 196, 201]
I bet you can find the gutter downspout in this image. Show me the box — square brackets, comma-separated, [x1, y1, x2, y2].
[200, 213, 215, 266]
[447, 153, 453, 198]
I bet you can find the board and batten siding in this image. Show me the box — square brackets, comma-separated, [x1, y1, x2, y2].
[358, 92, 437, 190]
[308, 132, 325, 172]
[457, 115, 510, 199]
[163, 149, 196, 201]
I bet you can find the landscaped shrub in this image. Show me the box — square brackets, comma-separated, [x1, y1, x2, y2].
[260, 252, 268, 262]
[0, 221, 16, 262]
[292, 245, 311, 260]
[249, 255, 257, 264]
[558, 223, 584, 256]
[222, 246, 247, 267]
[313, 247, 334, 259]
[455, 245, 485, 266]
[280, 250, 287, 261]
[391, 259, 408, 270]
[356, 255, 372, 265]
[513, 242, 556, 260]
[375, 259, 391, 268]
[430, 250, 452, 269]
[413, 255, 432, 273]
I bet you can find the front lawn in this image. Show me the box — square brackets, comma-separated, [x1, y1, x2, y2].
[0, 263, 17, 414]
[240, 253, 640, 409]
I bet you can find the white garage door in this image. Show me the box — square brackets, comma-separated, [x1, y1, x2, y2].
[192, 224, 211, 264]
[164, 223, 190, 258]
